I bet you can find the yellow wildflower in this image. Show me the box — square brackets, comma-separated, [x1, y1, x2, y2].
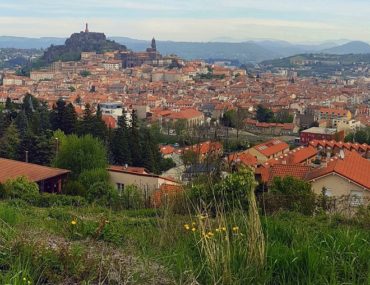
[191, 227, 196, 232]
[207, 231, 214, 237]
[221, 227, 227, 232]
[184, 224, 190, 230]
[23, 277, 27, 281]
[232, 226, 239, 232]
[71, 220, 77, 225]
[215, 228, 220, 232]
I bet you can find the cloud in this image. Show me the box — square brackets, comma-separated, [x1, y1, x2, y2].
[0, 1, 369, 42]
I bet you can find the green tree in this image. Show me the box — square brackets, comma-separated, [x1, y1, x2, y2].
[130, 109, 141, 166]
[269, 176, 315, 215]
[0, 123, 20, 160]
[2, 176, 39, 200]
[15, 110, 28, 138]
[256, 105, 274, 123]
[110, 114, 131, 165]
[54, 134, 107, 179]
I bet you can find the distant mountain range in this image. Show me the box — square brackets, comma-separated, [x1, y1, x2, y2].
[1, 35, 370, 64]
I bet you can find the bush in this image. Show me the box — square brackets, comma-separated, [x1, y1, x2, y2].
[188, 167, 257, 213]
[63, 180, 87, 197]
[78, 168, 109, 191]
[31, 193, 87, 208]
[86, 182, 118, 206]
[1, 176, 39, 200]
[267, 176, 316, 215]
[119, 185, 145, 210]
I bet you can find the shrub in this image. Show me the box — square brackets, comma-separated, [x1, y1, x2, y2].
[86, 182, 118, 206]
[63, 180, 87, 197]
[32, 193, 87, 208]
[2, 176, 39, 200]
[188, 167, 256, 213]
[268, 176, 316, 215]
[78, 168, 109, 191]
[119, 185, 145, 210]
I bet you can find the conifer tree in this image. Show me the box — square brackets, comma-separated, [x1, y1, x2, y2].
[0, 123, 20, 160]
[130, 109, 141, 166]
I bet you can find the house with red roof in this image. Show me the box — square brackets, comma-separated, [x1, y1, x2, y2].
[307, 150, 370, 206]
[247, 139, 290, 163]
[107, 165, 180, 198]
[0, 158, 70, 193]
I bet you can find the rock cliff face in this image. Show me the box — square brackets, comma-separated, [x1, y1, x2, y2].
[41, 32, 126, 63]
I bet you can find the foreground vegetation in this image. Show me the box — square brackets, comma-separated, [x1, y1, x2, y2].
[0, 197, 368, 284]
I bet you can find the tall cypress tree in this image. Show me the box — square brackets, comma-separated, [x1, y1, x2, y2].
[110, 112, 131, 165]
[15, 110, 29, 138]
[0, 123, 20, 160]
[130, 109, 141, 166]
[63, 103, 77, 134]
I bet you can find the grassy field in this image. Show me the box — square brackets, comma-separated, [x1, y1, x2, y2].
[0, 201, 369, 284]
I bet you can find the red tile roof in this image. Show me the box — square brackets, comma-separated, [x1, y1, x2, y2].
[267, 164, 311, 184]
[160, 145, 175, 155]
[253, 139, 289, 157]
[309, 140, 370, 153]
[227, 152, 258, 167]
[0, 158, 70, 183]
[307, 150, 370, 190]
[168, 109, 203, 120]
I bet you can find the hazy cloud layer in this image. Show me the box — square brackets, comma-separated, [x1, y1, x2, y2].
[0, 0, 369, 42]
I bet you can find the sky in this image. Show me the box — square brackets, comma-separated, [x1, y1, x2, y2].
[0, 0, 369, 43]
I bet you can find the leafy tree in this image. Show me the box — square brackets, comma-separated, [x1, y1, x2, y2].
[54, 134, 107, 179]
[174, 119, 187, 136]
[269, 176, 315, 215]
[78, 168, 109, 191]
[5, 97, 13, 111]
[0, 123, 20, 160]
[256, 105, 274, 123]
[80, 70, 91, 77]
[221, 110, 237, 127]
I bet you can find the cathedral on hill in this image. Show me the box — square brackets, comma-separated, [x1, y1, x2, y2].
[119, 37, 162, 68]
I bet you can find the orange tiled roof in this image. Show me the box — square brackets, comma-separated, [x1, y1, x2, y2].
[160, 145, 175, 155]
[267, 164, 311, 184]
[0, 158, 70, 183]
[227, 152, 258, 167]
[307, 150, 370, 190]
[253, 139, 289, 157]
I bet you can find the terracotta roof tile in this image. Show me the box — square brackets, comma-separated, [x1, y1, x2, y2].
[0, 158, 70, 183]
[307, 150, 370, 190]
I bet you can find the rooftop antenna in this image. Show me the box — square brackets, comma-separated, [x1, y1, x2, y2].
[85, 23, 89, 33]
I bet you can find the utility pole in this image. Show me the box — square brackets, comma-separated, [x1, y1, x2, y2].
[25, 151, 29, 163]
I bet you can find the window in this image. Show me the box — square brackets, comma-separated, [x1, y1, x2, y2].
[323, 188, 332, 197]
[350, 190, 363, 207]
[116, 183, 124, 196]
